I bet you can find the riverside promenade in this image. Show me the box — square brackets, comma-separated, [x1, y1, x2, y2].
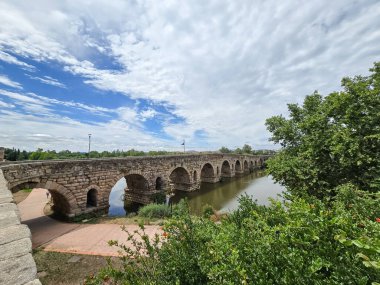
[19, 188, 160, 256]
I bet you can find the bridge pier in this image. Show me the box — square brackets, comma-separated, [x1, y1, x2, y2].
[201, 177, 220, 183]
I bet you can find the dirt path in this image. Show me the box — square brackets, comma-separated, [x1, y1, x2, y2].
[18, 188, 160, 256]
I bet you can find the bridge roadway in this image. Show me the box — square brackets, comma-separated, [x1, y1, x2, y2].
[0, 153, 269, 218]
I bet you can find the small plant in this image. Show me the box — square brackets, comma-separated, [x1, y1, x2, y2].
[138, 203, 171, 219]
[201, 203, 215, 218]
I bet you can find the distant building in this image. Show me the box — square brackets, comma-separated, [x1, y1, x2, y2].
[0, 147, 4, 161]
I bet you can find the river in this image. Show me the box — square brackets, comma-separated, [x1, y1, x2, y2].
[108, 170, 285, 216]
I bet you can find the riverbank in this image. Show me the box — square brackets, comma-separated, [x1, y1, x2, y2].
[33, 250, 121, 285]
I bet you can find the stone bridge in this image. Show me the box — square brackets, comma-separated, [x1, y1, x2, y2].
[0, 153, 270, 218]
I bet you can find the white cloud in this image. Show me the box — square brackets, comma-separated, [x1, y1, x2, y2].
[0, 99, 14, 108]
[26, 75, 66, 88]
[0, 89, 44, 105]
[0, 109, 172, 151]
[0, 50, 35, 70]
[0, 1, 379, 150]
[0, 74, 23, 89]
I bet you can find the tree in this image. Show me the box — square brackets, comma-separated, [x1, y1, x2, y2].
[219, 146, 232, 153]
[265, 62, 380, 198]
[242, 144, 253, 154]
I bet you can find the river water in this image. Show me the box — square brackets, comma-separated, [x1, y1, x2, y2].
[108, 170, 285, 216]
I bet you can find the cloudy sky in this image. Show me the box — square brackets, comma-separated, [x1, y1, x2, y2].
[0, 0, 379, 152]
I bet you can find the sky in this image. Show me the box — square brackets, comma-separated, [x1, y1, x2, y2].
[0, 0, 379, 152]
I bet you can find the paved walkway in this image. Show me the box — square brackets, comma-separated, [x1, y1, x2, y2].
[18, 188, 160, 256]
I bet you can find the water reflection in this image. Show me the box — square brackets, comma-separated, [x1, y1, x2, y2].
[108, 170, 285, 216]
[171, 171, 285, 215]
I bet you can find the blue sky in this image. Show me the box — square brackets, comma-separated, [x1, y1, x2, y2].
[0, 0, 379, 151]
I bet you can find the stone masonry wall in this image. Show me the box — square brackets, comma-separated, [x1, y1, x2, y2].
[0, 169, 41, 285]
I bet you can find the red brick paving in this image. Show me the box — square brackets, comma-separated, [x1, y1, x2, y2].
[18, 188, 160, 256]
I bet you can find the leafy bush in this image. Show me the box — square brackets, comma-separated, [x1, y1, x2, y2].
[86, 184, 380, 284]
[201, 204, 215, 218]
[138, 203, 171, 219]
[151, 192, 166, 204]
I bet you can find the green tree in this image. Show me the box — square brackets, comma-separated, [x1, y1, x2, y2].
[219, 146, 232, 153]
[265, 62, 380, 198]
[242, 144, 253, 154]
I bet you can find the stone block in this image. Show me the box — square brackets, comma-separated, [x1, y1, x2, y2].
[0, 202, 18, 214]
[0, 210, 20, 229]
[24, 279, 42, 285]
[0, 254, 37, 285]
[0, 237, 32, 261]
[0, 224, 30, 245]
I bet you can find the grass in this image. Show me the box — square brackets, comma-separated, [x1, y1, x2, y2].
[33, 250, 121, 285]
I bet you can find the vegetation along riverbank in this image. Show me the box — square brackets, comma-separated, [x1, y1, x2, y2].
[84, 63, 380, 284]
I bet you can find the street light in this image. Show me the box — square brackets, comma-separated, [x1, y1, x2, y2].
[88, 134, 92, 158]
[181, 139, 185, 153]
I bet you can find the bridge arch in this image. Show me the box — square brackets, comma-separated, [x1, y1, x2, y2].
[244, 160, 249, 173]
[86, 189, 98, 207]
[235, 160, 242, 172]
[169, 166, 191, 191]
[193, 170, 197, 182]
[221, 160, 231, 177]
[125, 174, 150, 192]
[200, 163, 216, 183]
[155, 177, 164, 190]
[10, 180, 80, 217]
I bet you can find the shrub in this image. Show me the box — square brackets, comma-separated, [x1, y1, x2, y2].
[138, 203, 171, 219]
[151, 192, 166, 204]
[201, 204, 215, 218]
[86, 184, 380, 284]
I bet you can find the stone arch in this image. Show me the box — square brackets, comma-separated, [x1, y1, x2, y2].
[169, 167, 191, 191]
[244, 160, 249, 173]
[221, 160, 231, 177]
[235, 160, 242, 172]
[200, 163, 216, 183]
[86, 188, 98, 207]
[9, 179, 40, 193]
[125, 174, 150, 192]
[193, 170, 197, 182]
[44, 181, 80, 216]
[155, 177, 164, 190]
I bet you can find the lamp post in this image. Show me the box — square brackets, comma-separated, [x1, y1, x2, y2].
[88, 134, 92, 158]
[181, 139, 185, 153]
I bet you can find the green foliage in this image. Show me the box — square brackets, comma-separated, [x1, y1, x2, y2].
[242, 144, 253, 154]
[3, 147, 183, 161]
[266, 62, 380, 198]
[138, 203, 171, 219]
[151, 192, 166, 204]
[219, 146, 232, 153]
[201, 204, 215, 218]
[86, 185, 380, 284]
